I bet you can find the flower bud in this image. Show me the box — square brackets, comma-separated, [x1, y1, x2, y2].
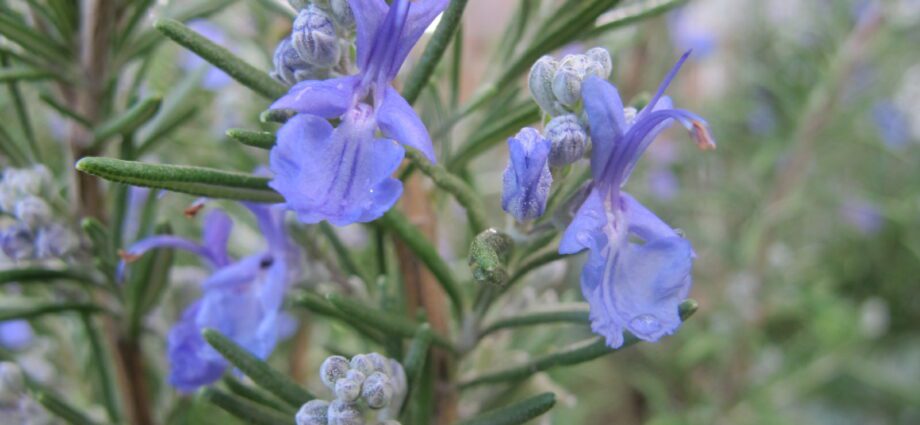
[545, 114, 588, 167]
[385, 360, 406, 395]
[1, 225, 34, 261]
[327, 399, 363, 425]
[0, 362, 25, 404]
[296, 399, 330, 425]
[502, 128, 553, 222]
[361, 372, 393, 409]
[272, 38, 323, 86]
[13, 196, 50, 229]
[320, 355, 351, 390]
[330, 0, 355, 30]
[34, 223, 78, 259]
[334, 370, 364, 402]
[468, 228, 513, 286]
[552, 64, 583, 108]
[292, 6, 341, 67]
[365, 353, 389, 374]
[585, 47, 612, 78]
[529, 56, 565, 116]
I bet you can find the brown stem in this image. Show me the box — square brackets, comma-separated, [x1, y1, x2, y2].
[394, 173, 458, 424]
[116, 338, 154, 425]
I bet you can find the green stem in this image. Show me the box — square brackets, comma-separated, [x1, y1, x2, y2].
[81, 313, 121, 424]
[480, 307, 590, 337]
[402, 0, 470, 105]
[201, 388, 295, 425]
[455, 392, 556, 425]
[404, 148, 489, 233]
[327, 293, 456, 352]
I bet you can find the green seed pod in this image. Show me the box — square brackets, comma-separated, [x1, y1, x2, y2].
[468, 228, 514, 286]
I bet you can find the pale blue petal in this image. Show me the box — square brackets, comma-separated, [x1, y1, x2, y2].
[270, 76, 360, 118]
[559, 189, 607, 255]
[167, 302, 227, 392]
[377, 87, 436, 161]
[348, 0, 388, 71]
[501, 128, 552, 221]
[202, 209, 233, 267]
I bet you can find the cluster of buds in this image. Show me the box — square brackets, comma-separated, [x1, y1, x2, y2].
[527, 47, 612, 167]
[272, 0, 356, 85]
[0, 166, 78, 262]
[0, 362, 52, 424]
[296, 352, 407, 425]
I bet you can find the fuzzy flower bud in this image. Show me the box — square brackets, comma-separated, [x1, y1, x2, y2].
[361, 372, 393, 409]
[292, 6, 341, 68]
[502, 128, 553, 221]
[320, 355, 351, 390]
[296, 399, 330, 425]
[585, 47, 612, 78]
[1, 225, 34, 261]
[330, 0, 355, 30]
[334, 370, 365, 402]
[34, 223, 78, 259]
[13, 196, 50, 229]
[349, 353, 387, 377]
[529, 56, 565, 116]
[545, 114, 588, 167]
[327, 399, 363, 425]
[273, 38, 323, 86]
[468, 228, 513, 286]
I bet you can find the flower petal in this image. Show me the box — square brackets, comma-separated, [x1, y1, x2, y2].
[501, 128, 552, 221]
[271, 111, 405, 226]
[621, 193, 678, 242]
[270, 76, 360, 118]
[389, 0, 449, 78]
[348, 0, 388, 71]
[202, 209, 233, 267]
[559, 189, 607, 254]
[582, 76, 628, 186]
[167, 302, 227, 392]
[377, 87, 436, 161]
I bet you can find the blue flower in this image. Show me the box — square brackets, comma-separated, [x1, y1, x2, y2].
[0, 320, 33, 351]
[270, 0, 447, 226]
[560, 52, 714, 348]
[502, 128, 553, 221]
[121, 204, 299, 391]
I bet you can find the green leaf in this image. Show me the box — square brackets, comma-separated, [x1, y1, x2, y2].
[319, 223, 373, 285]
[402, 325, 433, 384]
[126, 223, 175, 338]
[222, 376, 294, 414]
[202, 328, 314, 408]
[480, 307, 590, 337]
[402, 0, 470, 105]
[75, 157, 284, 203]
[81, 313, 122, 423]
[404, 148, 489, 233]
[201, 388, 295, 425]
[39, 92, 92, 128]
[291, 291, 386, 344]
[456, 392, 556, 425]
[0, 66, 55, 82]
[0, 268, 97, 289]
[326, 293, 456, 352]
[120, 0, 237, 60]
[378, 210, 464, 318]
[33, 390, 100, 425]
[447, 103, 540, 171]
[460, 300, 699, 388]
[0, 12, 69, 63]
[581, 0, 687, 39]
[0, 302, 105, 322]
[92, 96, 163, 148]
[154, 18, 287, 100]
[227, 128, 276, 150]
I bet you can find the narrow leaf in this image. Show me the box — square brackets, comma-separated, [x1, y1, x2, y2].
[460, 300, 699, 388]
[379, 210, 464, 317]
[222, 376, 294, 414]
[92, 96, 163, 147]
[227, 128, 276, 150]
[0, 66, 55, 82]
[202, 328, 314, 408]
[581, 0, 687, 39]
[327, 293, 455, 352]
[291, 292, 386, 344]
[456, 392, 556, 425]
[126, 223, 175, 338]
[448, 103, 540, 171]
[39, 92, 92, 128]
[0, 302, 104, 322]
[404, 148, 489, 233]
[154, 18, 287, 99]
[402, 325, 433, 384]
[402, 0, 470, 105]
[481, 307, 590, 337]
[33, 391, 100, 425]
[0, 268, 96, 288]
[81, 313, 122, 423]
[0, 13, 69, 62]
[201, 388, 294, 425]
[75, 157, 284, 203]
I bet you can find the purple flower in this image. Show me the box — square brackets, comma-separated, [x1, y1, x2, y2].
[270, 0, 447, 226]
[501, 128, 553, 221]
[840, 197, 883, 235]
[0, 320, 33, 351]
[668, 7, 716, 58]
[560, 52, 714, 348]
[121, 205, 299, 392]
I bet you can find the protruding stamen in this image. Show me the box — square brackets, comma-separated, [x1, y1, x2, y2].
[118, 249, 141, 263]
[184, 203, 205, 218]
[691, 121, 716, 150]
